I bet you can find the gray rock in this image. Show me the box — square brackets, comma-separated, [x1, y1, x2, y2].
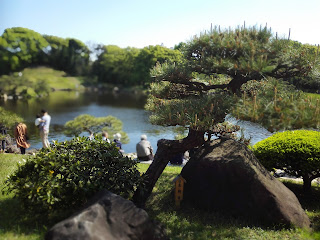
[181, 138, 311, 228]
[45, 189, 168, 240]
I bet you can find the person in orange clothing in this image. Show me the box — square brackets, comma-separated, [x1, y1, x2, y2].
[14, 122, 30, 154]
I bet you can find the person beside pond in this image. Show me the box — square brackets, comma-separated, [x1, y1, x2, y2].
[113, 133, 124, 153]
[34, 114, 44, 129]
[40, 109, 51, 148]
[102, 131, 110, 143]
[0, 124, 7, 153]
[136, 134, 153, 161]
[14, 122, 30, 154]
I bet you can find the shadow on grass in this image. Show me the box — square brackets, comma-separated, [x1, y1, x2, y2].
[282, 180, 320, 231]
[146, 173, 320, 240]
[0, 196, 71, 238]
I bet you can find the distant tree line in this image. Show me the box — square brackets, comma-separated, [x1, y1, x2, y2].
[0, 27, 182, 88]
[0, 27, 319, 91]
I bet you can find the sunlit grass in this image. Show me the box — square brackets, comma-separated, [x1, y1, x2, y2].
[0, 154, 47, 240]
[1, 155, 319, 239]
[141, 163, 320, 240]
[22, 67, 83, 90]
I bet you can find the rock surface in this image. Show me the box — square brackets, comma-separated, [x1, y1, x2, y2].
[181, 138, 311, 228]
[45, 189, 168, 240]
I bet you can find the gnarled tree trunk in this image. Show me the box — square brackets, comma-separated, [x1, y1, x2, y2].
[133, 129, 205, 208]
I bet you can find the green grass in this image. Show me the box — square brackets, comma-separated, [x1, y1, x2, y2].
[21, 67, 83, 90]
[1, 155, 320, 240]
[0, 154, 47, 240]
[141, 164, 320, 240]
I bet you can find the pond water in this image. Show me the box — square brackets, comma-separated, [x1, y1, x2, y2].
[0, 90, 272, 153]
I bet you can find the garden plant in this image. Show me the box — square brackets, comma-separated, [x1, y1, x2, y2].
[133, 25, 320, 206]
[253, 130, 320, 191]
[3, 137, 145, 214]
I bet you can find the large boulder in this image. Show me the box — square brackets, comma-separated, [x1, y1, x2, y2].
[45, 189, 168, 240]
[181, 138, 311, 228]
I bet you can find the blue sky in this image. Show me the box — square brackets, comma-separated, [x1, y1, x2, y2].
[1, 0, 319, 48]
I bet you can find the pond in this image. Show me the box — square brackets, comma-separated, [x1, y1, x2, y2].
[0, 90, 272, 153]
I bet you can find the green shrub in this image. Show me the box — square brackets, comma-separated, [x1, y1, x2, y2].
[253, 130, 320, 190]
[3, 137, 145, 214]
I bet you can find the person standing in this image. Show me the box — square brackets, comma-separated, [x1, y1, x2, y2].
[40, 109, 51, 148]
[14, 122, 30, 154]
[136, 134, 153, 161]
[0, 124, 7, 153]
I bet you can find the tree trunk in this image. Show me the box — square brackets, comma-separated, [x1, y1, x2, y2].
[302, 173, 320, 191]
[302, 174, 312, 191]
[132, 129, 205, 208]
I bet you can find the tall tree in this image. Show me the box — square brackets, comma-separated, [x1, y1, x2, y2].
[43, 35, 69, 70]
[133, 45, 182, 86]
[132, 25, 319, 207]
[91, 45, 139, 85]
[0, 27, 49, 74]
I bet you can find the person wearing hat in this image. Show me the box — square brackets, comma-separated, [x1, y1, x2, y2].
[136, 134, 153, 161]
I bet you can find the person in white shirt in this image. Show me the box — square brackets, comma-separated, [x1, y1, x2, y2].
[40, 109, 51, 148]
[136, 134, 153, 161]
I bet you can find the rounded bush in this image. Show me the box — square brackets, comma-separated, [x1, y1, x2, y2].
[253, 130, 320, 190]
[4, 137, 145, 213]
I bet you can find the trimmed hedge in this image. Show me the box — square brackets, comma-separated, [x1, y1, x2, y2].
[253, 130, 320, 190]
[3, 137, 145, 214]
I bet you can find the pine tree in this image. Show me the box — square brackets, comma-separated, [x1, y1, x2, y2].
[133, 25, 319, 206]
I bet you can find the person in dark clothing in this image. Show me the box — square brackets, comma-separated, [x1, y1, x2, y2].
[169, 152, 184, 165]
[0, 124, 7, 153]
[113, 133, 124, 153]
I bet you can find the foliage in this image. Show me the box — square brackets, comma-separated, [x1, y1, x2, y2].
[0, 27, 90, 76]
[3, 137, 144, 214]
[149, 25, 319, 134]
[132, 25, 320, 206]
[253, 130, 320, 190]
[0, 107, 23, 139]
[91, 44, 182, 87]
[232, 78, 320, 132]
[285, 43, 320, 92]
[64, 114, 129, 144]
[0, 27, 49, 75]
[91, 45, 140, 86]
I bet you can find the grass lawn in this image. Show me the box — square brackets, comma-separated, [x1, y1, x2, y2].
[21, 67, 83, 91]
[1, 155, 320, 240]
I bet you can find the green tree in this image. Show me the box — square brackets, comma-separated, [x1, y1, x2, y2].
[43, 35, 69, 70]
[66, 38, 90, 75]
[64, 114, 129, 144]
[91, 44, 182, 87]
[133, 45, 182, 86]
[253, 130, 320, 190]
[4, 137, 144, 214]
[0, 107, 24, 139]
[91, 45, 140, 86]
[132, 25, 319, 207]
[0, 27, 49, 74]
